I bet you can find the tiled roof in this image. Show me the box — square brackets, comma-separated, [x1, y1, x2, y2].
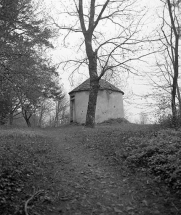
[69, 78, 124, 94]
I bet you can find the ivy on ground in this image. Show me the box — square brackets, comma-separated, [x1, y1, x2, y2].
[0, 133, 54, 215]
[120, 129, 181, 194]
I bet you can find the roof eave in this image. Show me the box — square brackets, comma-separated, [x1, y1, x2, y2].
[69, 89, 124, 95]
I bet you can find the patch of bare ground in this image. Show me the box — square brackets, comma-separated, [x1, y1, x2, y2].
[0, 124, 180, 215]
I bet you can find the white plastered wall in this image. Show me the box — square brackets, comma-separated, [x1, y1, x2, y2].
[70, 90, 124, 124]
[96, 90, 124, 123]
[73, 91, 89, 124]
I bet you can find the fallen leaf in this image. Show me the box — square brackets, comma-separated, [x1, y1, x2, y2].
[142, 199, 148, 206]
[114, 207, 123, 213]
[126, 206, 134, 211]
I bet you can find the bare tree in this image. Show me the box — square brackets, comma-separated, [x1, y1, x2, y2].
[53, 0, 153, 127]
[154, 0, 181, 125]
[145, 0, 181, 126]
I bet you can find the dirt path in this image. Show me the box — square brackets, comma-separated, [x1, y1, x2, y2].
[42, 126, 178, 215]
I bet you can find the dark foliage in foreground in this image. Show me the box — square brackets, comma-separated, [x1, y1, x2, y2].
[158, 113, 181, 128]
[0, 131, 56, 215]
[79, 125, 181, 195]
[1, 124, 181, 214]
[123, 129, 181, 193]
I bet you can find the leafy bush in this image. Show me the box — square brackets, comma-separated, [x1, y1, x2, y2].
[158, 113, 181, 128]
[123, 129, 181, 193]
[158, 114, 173, 127]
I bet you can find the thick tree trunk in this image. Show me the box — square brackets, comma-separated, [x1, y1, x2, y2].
[85, 46, 99, 127]
[85, 78, 99, 127]
[167, 0, 179, 127]
[22, 108, 32, 127]
[78, 0, 109, 127]
[25, 117, 31, 127]
[171, 87, 177, 126]
[176, 83, 181, 116]
[171, 36, 179, 127]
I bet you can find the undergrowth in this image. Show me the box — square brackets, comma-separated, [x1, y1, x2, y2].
[79, 125, 181, 196]
[1, 124, 181, 214]
[0, 129, 57, 215]
[122, 129, 181, 194]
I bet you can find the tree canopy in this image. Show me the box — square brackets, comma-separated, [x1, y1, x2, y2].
[0, 0, 64, 126]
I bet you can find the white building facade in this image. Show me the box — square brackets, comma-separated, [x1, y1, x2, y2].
[69, 79, 124, 124]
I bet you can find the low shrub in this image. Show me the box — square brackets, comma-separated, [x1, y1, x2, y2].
[158, 113, 181, 128]
[123, 129, 181, 193]
[100, 118, 130, 124]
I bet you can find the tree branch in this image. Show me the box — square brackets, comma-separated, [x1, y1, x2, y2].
[78, 0, 87, 34]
